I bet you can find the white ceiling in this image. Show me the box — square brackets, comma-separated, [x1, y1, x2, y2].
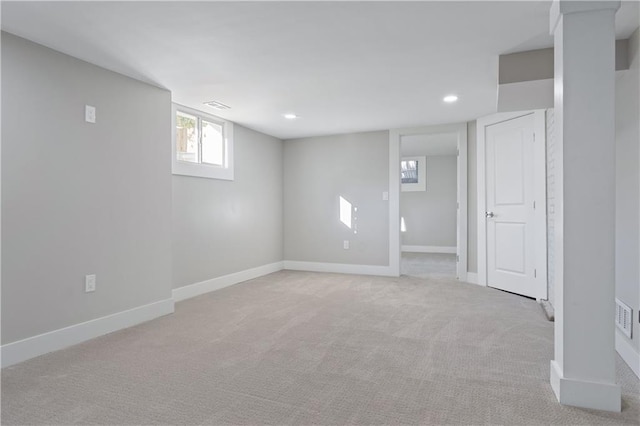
[2, 1, 638, 140]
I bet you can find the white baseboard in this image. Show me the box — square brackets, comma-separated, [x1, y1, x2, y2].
[283, 260, 395, 277]
[172, 261, 284, 302]
[466, 272, 479, 285]
[1, 262, 286, 369]
[1, 298, 174, 368]
[615, 330, 640, 379]
[550, 360, 621, 412]
[401, 245, 457, 254]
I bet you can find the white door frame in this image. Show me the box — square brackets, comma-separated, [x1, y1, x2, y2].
[389, 123, 468, 281]
[476, 110, 547, 299]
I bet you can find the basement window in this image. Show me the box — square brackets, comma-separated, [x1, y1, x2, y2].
[172, 104, 234, 180]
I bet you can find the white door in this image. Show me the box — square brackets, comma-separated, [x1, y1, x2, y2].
[485, 113, 538, 298]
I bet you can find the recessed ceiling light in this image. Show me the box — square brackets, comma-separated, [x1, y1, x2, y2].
[443, 95, 458, 103]
[284, 113, 298, 120]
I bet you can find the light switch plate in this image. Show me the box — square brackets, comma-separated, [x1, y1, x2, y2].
[85, 105, 96, 123]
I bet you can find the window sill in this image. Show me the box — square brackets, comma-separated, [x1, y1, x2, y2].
[172, 161, 234, 180]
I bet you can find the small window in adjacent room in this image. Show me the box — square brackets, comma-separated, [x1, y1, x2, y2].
[172, 104, 234, 180]
[401, 156, 426, 192]
[401, 159, 419, 184]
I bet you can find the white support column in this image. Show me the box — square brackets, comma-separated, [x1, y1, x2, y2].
[549, 0, 621, 412]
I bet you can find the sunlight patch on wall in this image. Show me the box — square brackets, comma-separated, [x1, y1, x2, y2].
[339, 196, 352, 229]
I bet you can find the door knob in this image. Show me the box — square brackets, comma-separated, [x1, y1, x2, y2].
[486, 211, 495, 218]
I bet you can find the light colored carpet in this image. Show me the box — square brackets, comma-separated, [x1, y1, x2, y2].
[2, 270, 638, 425]
[401, 253, 456, 279]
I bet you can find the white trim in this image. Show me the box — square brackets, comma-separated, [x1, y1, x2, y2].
[466, 272, 479, 285]
[477, 114, 487, 287]
[172, 262, 284, 302]
[401, 245, 456, 254]
[476, 110, 547, 299]
[390, 123, 468, 281]
[615, 330, 640, 379]
[1, 298, 174, 368]
[389, 129, 401, 277]
[550, 360, 621, 412]
[457, 123, 468, 282]
[1, 262, 286, 368]
[533, 110, 548, 300]
[283, 261, 395, 277]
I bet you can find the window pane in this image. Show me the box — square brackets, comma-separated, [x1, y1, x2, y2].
[202, 120, 224, 166]
[176, 111, 199, 163]
[401, 160, 419, 183]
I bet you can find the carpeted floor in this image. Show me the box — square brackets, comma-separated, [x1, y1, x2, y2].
[401, 253, 457, 279]
[2, 271, 639, 425]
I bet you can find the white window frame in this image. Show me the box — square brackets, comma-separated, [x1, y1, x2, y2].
[401, 156, 427, 192]
[172, 103, 234, 180]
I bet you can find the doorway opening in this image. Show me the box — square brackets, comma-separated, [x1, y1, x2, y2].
[400, 134, 458, 278]
[389, 123, 468, 280]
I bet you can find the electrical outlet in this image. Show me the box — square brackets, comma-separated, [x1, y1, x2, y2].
[85, 274, 96, 293]
[343, 240, 350, 250]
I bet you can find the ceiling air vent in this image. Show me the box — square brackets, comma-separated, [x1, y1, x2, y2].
[203, 100, 231, 110]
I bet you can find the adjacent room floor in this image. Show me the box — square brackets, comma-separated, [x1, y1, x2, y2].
[401, 252, 457, 279]
[2, 271, 638, 425]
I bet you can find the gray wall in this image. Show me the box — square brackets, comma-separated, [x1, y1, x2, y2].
[172, 125, 283, 289]
[615, 27, 639, 352]
[1, 33, 173, 344]
[284, 131, 389, 266]
[467, 121, 478, 274]
[401, 156, 457, 247]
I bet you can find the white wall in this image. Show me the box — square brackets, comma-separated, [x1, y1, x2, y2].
[172, 125, 284, 289]
[284, 131, 389, 266]
[615, 27, 639, 354]
[401, 156, 457, 248]
[1, 33, 173, 344]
